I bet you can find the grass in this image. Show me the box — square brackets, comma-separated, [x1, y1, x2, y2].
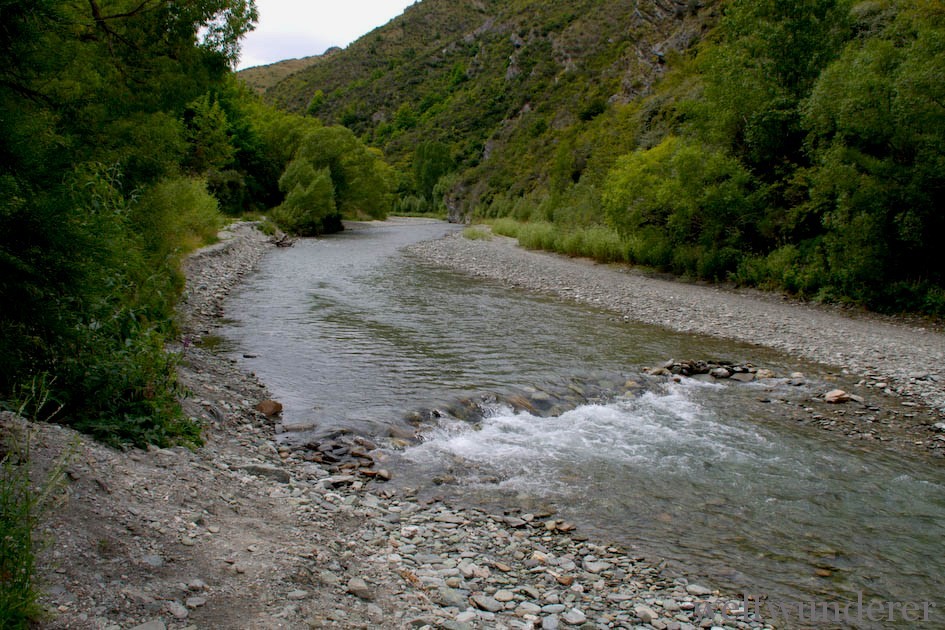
[1, 378, 71, 628]
[390, 210, 449, 220]
[491, 218, 629, 263]
[462, 226, 493, 240]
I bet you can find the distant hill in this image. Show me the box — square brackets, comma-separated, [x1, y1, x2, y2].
[260, 0, 716, 214]
[238, 49, 340, 94]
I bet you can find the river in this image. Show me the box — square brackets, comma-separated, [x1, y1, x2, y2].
[219, 219, 945, 626]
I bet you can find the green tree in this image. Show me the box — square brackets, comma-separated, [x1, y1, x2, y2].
[413, 142, 455, 201]
[295, 126, 393, 219]
[694, 0, 853, 176]
[186, 93, 236, 173]
[0, 0, 258, 446]
[802, 3, 945, 307]
[272, 163, 338, 235]
[604, 136, 759, 278]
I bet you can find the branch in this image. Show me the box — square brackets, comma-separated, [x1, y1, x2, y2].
[99, 0, 159, 22]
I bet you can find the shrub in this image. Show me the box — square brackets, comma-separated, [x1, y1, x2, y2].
[490, 217, 522, 238]
[132, 177, 223, 262]
[271, 165, 339, 236]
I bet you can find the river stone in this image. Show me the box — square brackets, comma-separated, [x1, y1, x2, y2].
[542, 614, 560, 630]
[471, 594, 504, 612]
[824, 389, 851, 404]
[582, 558, 612, 573]
[254, 399, 283, 416]
[235, 464, 290, 484]
[435, 587, 468, 609]
[140, 554, 164, 568]
[494, 589, 515, 602]
[164, 601, 188, 619]
[346, 577, 374, 600]
[562, 608, 587, 625]
[456, 611, 477, 624]
[686, 583, 713, 596]
[634, 604, 659, 622]
[130, 622, 166, 630]
[710, 367, 731, 379]
[730, 372, 755, 383]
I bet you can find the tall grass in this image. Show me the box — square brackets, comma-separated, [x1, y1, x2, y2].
[132, 176, 224, 264]
[491, 218, 629, 263]
[462, 226, 493, 240]
[1, 379, 70, 628]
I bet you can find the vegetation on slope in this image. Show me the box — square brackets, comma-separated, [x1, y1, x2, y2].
[0, 0, 394, 452]
[264, 0, 945, 315]
[238, 52, 335, 94]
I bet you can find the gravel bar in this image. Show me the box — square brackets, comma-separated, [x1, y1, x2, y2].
[407, 231, 945, 418]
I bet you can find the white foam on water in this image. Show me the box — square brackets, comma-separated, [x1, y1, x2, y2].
[403, 379, 783, 493]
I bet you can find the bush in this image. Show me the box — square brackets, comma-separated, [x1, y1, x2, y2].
[133, 177, 223, 263]
[271, 164, 339, 236]
[490, 217, 522, 238]
[462, 226, 493, 240]
[0, 448, 42, 628]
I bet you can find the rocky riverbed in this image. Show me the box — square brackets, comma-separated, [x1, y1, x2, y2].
[18, 222, 777, 630]
[16, 220, 944, 630]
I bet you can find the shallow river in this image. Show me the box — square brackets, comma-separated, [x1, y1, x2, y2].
[220, 219, 945, 626]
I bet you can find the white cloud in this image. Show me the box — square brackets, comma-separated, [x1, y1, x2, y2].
[239, 0, 415, 69]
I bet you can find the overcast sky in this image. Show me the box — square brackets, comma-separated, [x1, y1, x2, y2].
[238, 1, 416, 69]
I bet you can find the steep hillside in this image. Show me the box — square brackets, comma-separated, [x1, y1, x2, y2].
[238, 51, 337, 93]
[260, 0, 945, 315]
[265, 0, 718, 210]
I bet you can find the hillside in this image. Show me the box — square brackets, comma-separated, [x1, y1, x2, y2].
[259, 0, 945, 316]
[238, 50, 337, 94]
[263, 0, 716, 210]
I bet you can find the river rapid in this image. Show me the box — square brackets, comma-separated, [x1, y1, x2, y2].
[220, 219, 945, 624]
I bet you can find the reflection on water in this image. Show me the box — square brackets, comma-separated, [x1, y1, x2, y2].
[221, 219, 945, 622]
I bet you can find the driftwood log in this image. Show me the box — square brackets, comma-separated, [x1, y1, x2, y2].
[272, 233, 296, 248]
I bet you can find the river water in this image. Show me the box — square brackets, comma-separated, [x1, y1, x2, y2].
[220, 219, 945, 625]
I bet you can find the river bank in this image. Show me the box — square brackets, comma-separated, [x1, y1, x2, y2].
[22, 221, 778, 630]
[407, 229, 945, 459]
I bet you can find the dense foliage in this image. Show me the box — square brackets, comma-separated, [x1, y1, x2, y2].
[597, 0, 945, 312]
[0, 0, 258, 448]
[0, 0, 395, 454]
[264, 0, 945, 314]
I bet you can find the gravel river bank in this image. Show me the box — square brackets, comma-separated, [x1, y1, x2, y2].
[407, 229, 945, 458]
[18, 220, 944, 630]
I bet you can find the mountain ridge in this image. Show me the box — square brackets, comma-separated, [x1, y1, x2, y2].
[254, 0, 718, 214]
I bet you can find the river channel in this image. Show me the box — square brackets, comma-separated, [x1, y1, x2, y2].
[220, 219, 945, 626]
